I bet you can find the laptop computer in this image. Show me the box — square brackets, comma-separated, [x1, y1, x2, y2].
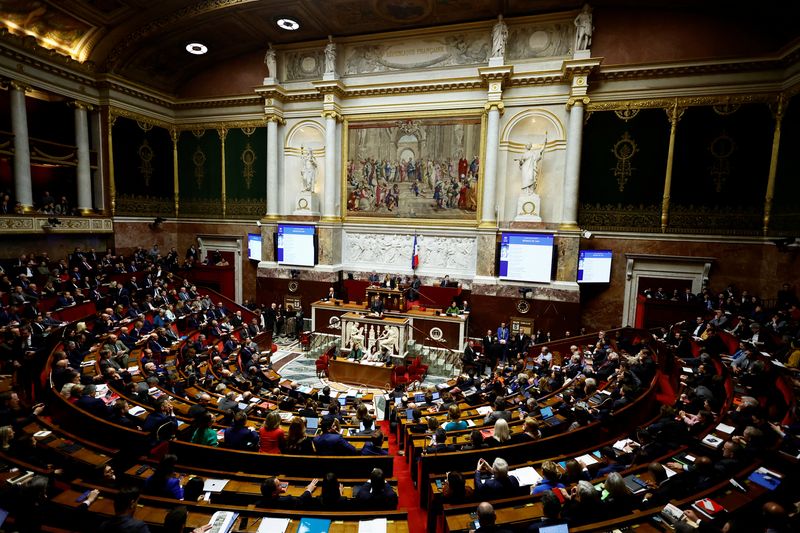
[539, 406, 563, 426]
[338, 397, 346, 406]
[414, 393, 425, 403]
[406, 408, 415, 421]
[431, 392, 440, 401]
[305, 417, 319, 436]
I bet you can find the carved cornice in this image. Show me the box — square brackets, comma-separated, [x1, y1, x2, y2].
[478, 65, 514, 87]
[109, 107, 172, 130]
[0, 215, 113, 234]
[174, 119, 267, 131]
[586, 93, 778, 112]
[561, 57, 602, 79]
[96, 79, 173, 108]
[172, 97, 262, 110]
[0, 29, 97, 74]
[312, 79, 347, 97]
[507, 74, 565, 87]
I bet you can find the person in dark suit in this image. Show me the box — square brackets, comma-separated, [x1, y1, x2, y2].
[300, 472, 353, 510]
[474, 457, 520, 500]
[425, 428, 456, 454]
[440, 275, 451, 287]
[255, 476, 316, 509]
[75, 384, 111, 419]
[355, 468, 398, 509]
[407, 274, 421, 301]
[369, 295, 385, 315]
[313, 417, 356, 455]
[482, 329, 497, 372]
[472, 502, 513, 533]
[98, 486, 150, 533]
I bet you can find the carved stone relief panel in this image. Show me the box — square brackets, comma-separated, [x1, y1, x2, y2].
[342, 231, 476, 276]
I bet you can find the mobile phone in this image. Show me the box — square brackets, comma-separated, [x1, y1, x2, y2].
[435, 479, 443, 490]
[280, 482, 289, 490]
[135, 465, 149, 475]
[76, 489, 91, 503]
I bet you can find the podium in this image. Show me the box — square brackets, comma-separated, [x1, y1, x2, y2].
[340, 311, 409, 360]
[366, 286, 406, 311]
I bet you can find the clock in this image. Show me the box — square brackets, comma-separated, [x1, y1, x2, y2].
[288, 281, 299, 293]
[516, 299, 530, 314]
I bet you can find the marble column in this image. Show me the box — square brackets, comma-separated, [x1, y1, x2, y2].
[323, 112, 338, 218]
[266, 118, 279, 217]
[561, 98, 586, 229]
[763, 96, 785, 235]
[480, 103, 502, 226]
[74, 103, 93, 214]
[9, 82, 32, 211]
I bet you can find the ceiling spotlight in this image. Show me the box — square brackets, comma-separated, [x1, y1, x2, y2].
[277, 18, 300, 31]
[185, 42, 208, 55]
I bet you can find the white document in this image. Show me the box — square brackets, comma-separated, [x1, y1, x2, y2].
[358, 518, 388, 533]
[664, 465, 678, 478]
[509, 466, 543, 487]
[127, 405, 146, 416]
[203, 478, 230, 492]
[476, 406, 492, 415]
[613, 438, 637, 451]
[715, 423, 735, 434]
[575, 453, 599, 465]
[701, 434, 723, 449]
[258, 517, 290, 533]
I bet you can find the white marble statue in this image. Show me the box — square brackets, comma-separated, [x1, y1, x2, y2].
[574, 4, 594, 52]
[264, 43, 277, 79]
[517, 133, 548, 194]
[300, 146, 317, 192]
[346, 321, 364, 348]
[324, 36, 337, 76]
[491, 15, 508, 59]
[377, 326, 399, 356]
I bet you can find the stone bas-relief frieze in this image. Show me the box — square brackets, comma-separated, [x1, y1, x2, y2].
[500, 22, 572, 61]
[343, 232, 476, 276]
[283, 50, 325, 81]
[344, 33, 490, 75]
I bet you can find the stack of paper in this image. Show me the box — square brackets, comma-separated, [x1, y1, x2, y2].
[203, 479, 229, 492]
[257, 517, 290, 533]
[509, 466, 543, 486]
[715, 423, 736, 435]
[358, 518, 387, 533]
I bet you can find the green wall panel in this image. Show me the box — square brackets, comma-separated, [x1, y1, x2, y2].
[224, 127, 266, 219]
[177, 129, 222, 217]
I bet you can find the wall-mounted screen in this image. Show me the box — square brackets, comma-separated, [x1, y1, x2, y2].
[277, 224, 316, 267]
[499, 233, 554, 283]
[578, 250, 612, 283]
[247, 233, 262, 261]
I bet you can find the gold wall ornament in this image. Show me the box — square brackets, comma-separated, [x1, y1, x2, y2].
[614, 107, 639, 121]
[191, 129, 205, 139]
[611, 132, 638, 192]
[241, 142, 256, 190]
[712, 103, 740, 116]
[138, 139, 154, 186]
[192, 146, 206, 188]
[708, 131, 735, 193]
[241, 126, 256, 136]
[136, 120, 154, 132]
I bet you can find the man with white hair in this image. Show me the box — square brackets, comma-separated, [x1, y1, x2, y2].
[474, 457, 520, 499]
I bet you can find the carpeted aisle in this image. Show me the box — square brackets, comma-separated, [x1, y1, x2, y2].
[380, 420, 427, 532]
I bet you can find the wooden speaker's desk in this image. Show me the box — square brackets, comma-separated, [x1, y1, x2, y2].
[328, 357, 393, 389]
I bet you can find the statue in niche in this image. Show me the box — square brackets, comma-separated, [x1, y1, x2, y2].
[264, 43, 277, 79]
[324, 36, 337, 76]
[574, 4, 594, 52]
[516, 133, 548, 194]
[300, 146, 317, 192]
[491, 15, 508, 59]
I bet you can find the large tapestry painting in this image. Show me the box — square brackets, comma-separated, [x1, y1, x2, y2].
[345, 115, 482, 221]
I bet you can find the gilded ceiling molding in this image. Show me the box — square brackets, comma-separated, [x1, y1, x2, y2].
[174, 119, 267, 132]
[109, 107, 172, 130]
[586, 93, 778, 112]
[172, 97, 262, 110]
[96, 80, 173, 108]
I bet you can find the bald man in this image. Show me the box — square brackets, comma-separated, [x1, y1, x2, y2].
[474, 502, 512, 533]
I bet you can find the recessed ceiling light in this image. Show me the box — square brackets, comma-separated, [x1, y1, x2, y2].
[277, 18, 300, 31]
[186, 42, 208, 55]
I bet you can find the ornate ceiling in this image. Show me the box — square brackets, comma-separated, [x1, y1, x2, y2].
[0, 0, 793, 95]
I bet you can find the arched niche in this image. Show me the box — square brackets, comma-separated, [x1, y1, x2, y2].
[283, 120, 326, 211]
[498, 108, 567, 223]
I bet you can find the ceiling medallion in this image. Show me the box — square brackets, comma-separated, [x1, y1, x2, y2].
[277, 18, 300, 31]
[185, 43, 208, 55]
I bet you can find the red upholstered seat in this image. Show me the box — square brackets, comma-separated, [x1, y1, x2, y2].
[408, 356, 428, 382]
[315, 354, 329, 377]
[392, 365, 410, 387]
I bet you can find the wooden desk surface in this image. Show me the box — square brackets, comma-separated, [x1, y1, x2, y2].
[328, 357, 393, 389]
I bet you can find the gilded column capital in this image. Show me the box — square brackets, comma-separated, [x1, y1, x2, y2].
[217, 127, 228, 141]
[566, 96, 590, 110]
[8, 80, 32, 93]
[266, 114, 286, 126]
[484, 101, 505, 114]
[321, 110, 343, 122]
[664, 101, 686, 126]
[170, 128, 179, 145]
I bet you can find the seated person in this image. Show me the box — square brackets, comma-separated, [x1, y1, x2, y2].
[474, 457, 520, 499]
[443, 404, 468, 431]
[369, 295, 384, 315]
[313, 417, 357, 455]
[531, 461, 564, 495]
[474, 502, 513, 533]
[445, 301, 460, 315]
[300, 472, 352, 510]
[355, 468, 398, 509]
[255, 476, 317, 509]
[350, 341, 365, 361]
[426, 428, 456, 454]
[143, 454, 183, 500]
[361, 430, 389, 456]
[223, 411, 259, 451]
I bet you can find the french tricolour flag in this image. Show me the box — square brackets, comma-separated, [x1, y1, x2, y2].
[411, 234, 420, 270]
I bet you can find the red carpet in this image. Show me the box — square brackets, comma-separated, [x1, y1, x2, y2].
[380, 421, 426, 532]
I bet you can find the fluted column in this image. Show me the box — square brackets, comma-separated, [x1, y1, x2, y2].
[266, 117, 280, 217]
[9, 81, 32, 211]
[73, 102, 93, 214]
[322, 111, 341, 219]
[561, 97, 588, 229]
[660, 101, 685, 232]
[480, 102, 502, 226]
[763, 95, 785, 235]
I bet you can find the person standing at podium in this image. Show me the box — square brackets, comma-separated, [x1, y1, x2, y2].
[408, 274, 421, 302]
[370, 295, 385, 316]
